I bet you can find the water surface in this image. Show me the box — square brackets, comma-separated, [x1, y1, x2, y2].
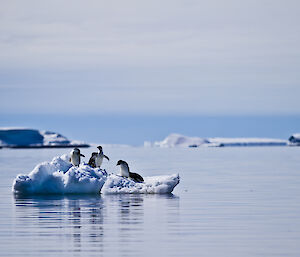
[1, 147, 300, 256]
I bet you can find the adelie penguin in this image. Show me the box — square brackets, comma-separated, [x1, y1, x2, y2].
[70, 148, 85, 166]
[116, 160, 144, 183]
[88, 146, 109, 168]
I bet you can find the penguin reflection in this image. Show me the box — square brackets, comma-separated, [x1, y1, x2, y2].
[118, 195, 144, 225]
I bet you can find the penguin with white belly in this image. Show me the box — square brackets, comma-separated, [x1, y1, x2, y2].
[116, 160, 144, 183]
[88, 146, 109, 168]
[70, 148, 85, 166]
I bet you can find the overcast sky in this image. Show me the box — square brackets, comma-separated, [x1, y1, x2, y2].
[1, 0, 300, 115]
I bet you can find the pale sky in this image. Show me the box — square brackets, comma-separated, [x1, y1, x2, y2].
[1, 0, 300, 115]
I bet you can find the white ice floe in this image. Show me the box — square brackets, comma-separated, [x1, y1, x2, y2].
[288, 134, 300, 146]
[12, 155, 107, 195]
[152, 133, 210, 148]
[208, 137, 287, 147]
[102, 174, 180, 194]
[0, 127, 89, 148]
[12, 155, 180, 195]
[151, 133, 288, 147]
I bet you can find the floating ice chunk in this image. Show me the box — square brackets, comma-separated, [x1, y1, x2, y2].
[12, 155, 180, 195]
[208, 137, 287, 147]
[12, 155, 107, 195]
[152, 133, 288, 147]
[153, 133, 209, 148]
[102, 173, 180, 194]
[0, 127, 89, 148]
[289, 134, 300, 146]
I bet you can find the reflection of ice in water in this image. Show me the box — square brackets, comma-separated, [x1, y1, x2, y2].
[102, 194, 180, 256]
[13, 195, 105, 254]
[13, 193, 180, 256]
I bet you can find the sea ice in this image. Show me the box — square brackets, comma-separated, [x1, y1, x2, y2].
[153, 133, 210, 147]
[102, 173, 180, 194]
[208, 137, 287, 147]
[0, 127, 89, 148]
[151, 133, 288, 147]
[12, 155, 180, 195]
[288, 133, 300, 146]
[12, 155, 107, 195]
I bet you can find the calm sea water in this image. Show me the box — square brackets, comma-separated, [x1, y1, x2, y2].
[1, 146, 300, 256]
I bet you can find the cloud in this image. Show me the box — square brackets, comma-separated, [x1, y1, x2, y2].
[0, 0, 300, 115]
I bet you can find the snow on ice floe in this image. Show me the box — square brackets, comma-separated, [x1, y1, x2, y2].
[0, 127, 89, 148]
[149, 133, 288, 147]
[12, 155, 107, 195]
[102, 174, 180, 194]
[12, 155, 180, 195]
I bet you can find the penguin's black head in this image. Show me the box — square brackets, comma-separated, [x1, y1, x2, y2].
[116, 160, 125, 166]
[73, 148, 85, 157]
[97, 145, 102, 151]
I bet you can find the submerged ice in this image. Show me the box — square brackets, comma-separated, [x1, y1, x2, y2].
[12, 155, 180, 195]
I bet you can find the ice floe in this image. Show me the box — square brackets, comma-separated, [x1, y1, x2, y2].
[208, 137, 287, 147]
[102, 174, 180, 194]
[288, 134, 300, 146]
[151, 133, 210, 148]
[12, 155, 180, 195]
[12, 155, 107, 195]
[150, 133, 288, 147]
[0, 127, 89, 148]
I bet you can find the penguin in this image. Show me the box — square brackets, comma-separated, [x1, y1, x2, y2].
[116, 160, 144, 183]
[88, 152, 97, 168]
[96, 146, 109, 168]
[70, 148, 85, 166]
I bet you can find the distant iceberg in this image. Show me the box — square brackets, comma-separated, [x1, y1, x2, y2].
[152, 133, 210, 148]
[288, 134, 300, 146]
[12, 155, 180, 195]
[0, 128, 89, 148]
[208, 137, 288, 147]
[150, 133, 288, 147]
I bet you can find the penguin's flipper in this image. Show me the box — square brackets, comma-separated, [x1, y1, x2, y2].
[80, 154, 85, 157]
[104, 155, 110, 161]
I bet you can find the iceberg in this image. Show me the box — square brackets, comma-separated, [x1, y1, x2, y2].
[102, 174, 180, 194]
[12, 155, 180, 195]
[12, 155, 107, 195]
[151, 133, 288, 147]
[0, 127, 89, 148]
[153, 133, 210, 148]
[208, 137, 287, 147]
[288, 134, 300, 146]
